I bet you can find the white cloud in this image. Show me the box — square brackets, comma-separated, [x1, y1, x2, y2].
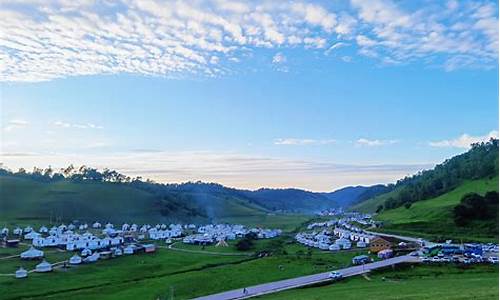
[356, 138, 398, 147]
[0, 0, 496, 82]
[274, 138, 336, 146]
[3, 119, 29, 132]
[272, 52, 286, 64]
[350, 0, 498, 69]
[52, 121, 103, 129]
[429, 130, 498, 148]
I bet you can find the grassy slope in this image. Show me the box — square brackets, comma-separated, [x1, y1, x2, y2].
[0, 175, 270, 226]
[373, 177, 499, 242]
[351, 187, 401, 213]
[260, 264, 499, 300]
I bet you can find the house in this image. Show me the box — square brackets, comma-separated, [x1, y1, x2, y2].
[21, 246, 44, 259]
[35, 260, 52, 272]
[378, 249, 393, 259]
[369, 236, 392, 253]
[15, 267, 28, 279]
[6, 239, 20, 247]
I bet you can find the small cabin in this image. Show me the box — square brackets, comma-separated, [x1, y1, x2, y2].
[369, 236, 392, 253]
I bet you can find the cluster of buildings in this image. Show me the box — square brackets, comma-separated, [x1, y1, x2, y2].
[421, 242, 499, 265]
[183, 224, 281, 245]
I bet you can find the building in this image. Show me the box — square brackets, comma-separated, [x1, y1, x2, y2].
[378, 249, 393, 259]
[15, 267, 28, 279]
[21, 246, 44, 259]
[35, 260, 52, 272]
[369, 236, 392, 253]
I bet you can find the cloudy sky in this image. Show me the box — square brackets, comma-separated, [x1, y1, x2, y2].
[0, 0, 498, 191]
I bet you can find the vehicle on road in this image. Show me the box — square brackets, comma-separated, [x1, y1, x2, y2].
[328, 271, 343, 280]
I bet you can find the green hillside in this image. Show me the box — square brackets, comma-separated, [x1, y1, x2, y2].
[0, 175, 269, 226]
[373, 176, 499, 242]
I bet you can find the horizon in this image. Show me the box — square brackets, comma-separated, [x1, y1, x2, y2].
[1, 0, 498, 191]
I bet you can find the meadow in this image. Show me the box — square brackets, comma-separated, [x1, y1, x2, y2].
[259, 264, 499, 300]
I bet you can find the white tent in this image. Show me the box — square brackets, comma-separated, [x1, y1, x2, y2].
[21, 247, 44, 259]
[81, 248, 92, 256]
[69, 254, 82, 265]
[83, 252, 100, 263]
[113, 248, 123, 256]
[357, 241, 367, 248]
[39, 226, 48, 233]
[13, 227, 23, 235]
[124, 245, 134, 255]
[1, 227, 9, 235]
[15, 267, 28, 279]
[35, 260, 52, 272]
[24, 231, 41, 240]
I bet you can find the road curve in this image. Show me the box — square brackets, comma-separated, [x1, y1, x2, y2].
[192, 255, 420, 300]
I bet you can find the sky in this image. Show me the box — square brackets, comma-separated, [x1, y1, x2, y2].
[0, 0, 498, 191]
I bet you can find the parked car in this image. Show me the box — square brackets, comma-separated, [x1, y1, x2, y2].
[328, 271, 343, 280]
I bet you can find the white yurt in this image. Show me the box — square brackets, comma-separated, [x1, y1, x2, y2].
[329, 244, 341, 251]
[39, 226, 48, 233]
[68, 224, 76, 230]
[1, 227, 9, 235]
[92, 222, 101, 229]
[15, 267, 28, 279]
[13, 227, 23, 235]
[357, 241, 367, 248]
[21, 247, 44, 259]
[81, 248, 92, 256]
[83, 252, 100, 263]
[23, 226, 33, 234]
[124, 245, 134, 255]
[69, 254, 82, 265]
[105, 223, 114, 229]
[24, 231, 41, 240]
[113, 248, 123, 256]
[35, 260, 52, 272]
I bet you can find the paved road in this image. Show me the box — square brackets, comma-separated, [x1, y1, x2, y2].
[193, 255, 420, 300]
[364, 230, 436, 247]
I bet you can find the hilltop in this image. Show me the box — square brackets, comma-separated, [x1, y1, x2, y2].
[352, 139, 499, 242]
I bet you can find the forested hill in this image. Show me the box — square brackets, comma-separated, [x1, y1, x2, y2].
[354, 139, 499, 213]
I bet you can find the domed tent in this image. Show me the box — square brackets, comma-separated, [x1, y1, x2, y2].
[83, 252, 100, 263]
[124, 245, 135, 255]
[21, 247, 44, 259]
[113, 248, 123, 256]
[69, 254, 82, 265]
[81, 248, 92, 257]
[15, 267, 28, 279]
[357, 241, 367, 248]
[35, 260, 52, 272]
[1, 227, 9, 235]
[24, 231, 41, 240]
[39, 226, 48, 233]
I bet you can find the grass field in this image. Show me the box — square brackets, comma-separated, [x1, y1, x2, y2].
[372, 177, 499, 242]
[259, 264, 499, 300]
[0, 237, 375, 300]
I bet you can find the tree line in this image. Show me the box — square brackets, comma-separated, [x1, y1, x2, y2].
[377, 139, 499, 212]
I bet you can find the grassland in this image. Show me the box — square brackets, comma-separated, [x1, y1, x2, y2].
[0, 236, 375, 300]
[372, 177, 498, 242]
[259, 264, 499, 300]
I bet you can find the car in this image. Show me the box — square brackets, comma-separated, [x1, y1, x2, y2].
[328, 271, 343, 280]
[421, 257, 431, 263]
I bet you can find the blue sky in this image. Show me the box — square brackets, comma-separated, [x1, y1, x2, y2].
[0, 0, 498, 191]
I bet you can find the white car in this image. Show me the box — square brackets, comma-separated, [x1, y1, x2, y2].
[328, 271, 343, 280]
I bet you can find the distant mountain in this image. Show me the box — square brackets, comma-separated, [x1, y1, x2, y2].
[321, 184, 393, 208]
[242, 188, 333, 212]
